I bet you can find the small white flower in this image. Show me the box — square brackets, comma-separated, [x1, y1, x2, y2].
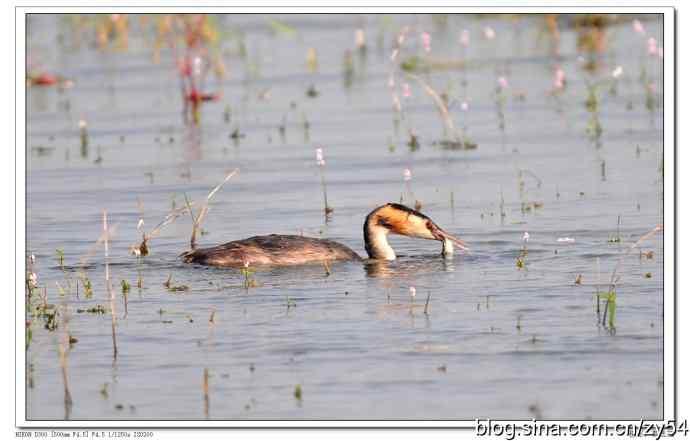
[403, 168, 412, 181]
[79, 119, 87, 129]
[409, 286, 416, 298]
[460, 101, 469, 111]
[522, 232, 530, 242]
[484, 26, 495, 40]
[612, 66, 623, 78]
[244, 261, 250, 268]
[192, 56, 203, 76]
[131, 248, 141, 257]
[390, 48, 399, 61]
[137, 219, 145, 231]
[315, 148, 324, 163]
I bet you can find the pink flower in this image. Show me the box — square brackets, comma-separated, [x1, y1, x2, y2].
[403, 168, 412, 181]
[422, 32, 431, 53]
[647, 37, 658, 56]
[355, 29, 365, 48]
[497, 76, 509, 89]
[402, 83, 411, 98]
[387, 76, 395, 89]
[460, 29, 470, 48]
[484, 27, 495, 40]
[633, 19, 646, 36]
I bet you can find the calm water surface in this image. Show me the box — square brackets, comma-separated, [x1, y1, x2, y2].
[26, 14, 664, 420]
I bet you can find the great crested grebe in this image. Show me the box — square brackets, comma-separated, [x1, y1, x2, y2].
[182, 203, 468, 267]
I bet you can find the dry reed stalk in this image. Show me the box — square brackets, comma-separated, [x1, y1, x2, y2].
[190, 169, 239, 250]
[405, 73, 460, 141]
[103, 211, 118, 359]
[203, 368, 210, 418]
[607, 224, 663, 291]
[58, 343, 73, 418]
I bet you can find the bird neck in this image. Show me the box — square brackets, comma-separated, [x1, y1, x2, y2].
[364, 220, 396, 260]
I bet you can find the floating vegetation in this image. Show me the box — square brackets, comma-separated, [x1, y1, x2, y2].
[56, 248, 65, 269]
[286, 297, 297, 310]
[76, 305, 107, 314]
[306, 84, 319, 98]
[164, 274, 190, 292]
[607, 215, 622, 243]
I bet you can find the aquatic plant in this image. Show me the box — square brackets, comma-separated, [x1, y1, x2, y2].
[601, 224, 663, 329]
[424, 291, 432, 315]
[79, 120, 88, 158]
[402, 168, 422, 210]
[56, 249, 65, 269]
[516, 231, 529, 269]
[342, 50, 354, 89]
[163, 274, 189, 292]
[494, 75, 509, 140]
[240, 261, 258, 289]
[103, 210, 118, 360]
[315, 148, 333, 219]
[203, 368, 210, 419]
[409, 286, 416, 314]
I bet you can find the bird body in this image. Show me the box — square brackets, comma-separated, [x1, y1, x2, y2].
[182, 203, 467, 267]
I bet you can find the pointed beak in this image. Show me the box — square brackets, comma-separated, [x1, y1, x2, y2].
[429, 223, 470, 251]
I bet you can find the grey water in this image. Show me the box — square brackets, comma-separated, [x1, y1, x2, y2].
[26, 14, 664, 420]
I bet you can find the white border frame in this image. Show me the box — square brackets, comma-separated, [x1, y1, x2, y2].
[14, 5, 675, 429]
